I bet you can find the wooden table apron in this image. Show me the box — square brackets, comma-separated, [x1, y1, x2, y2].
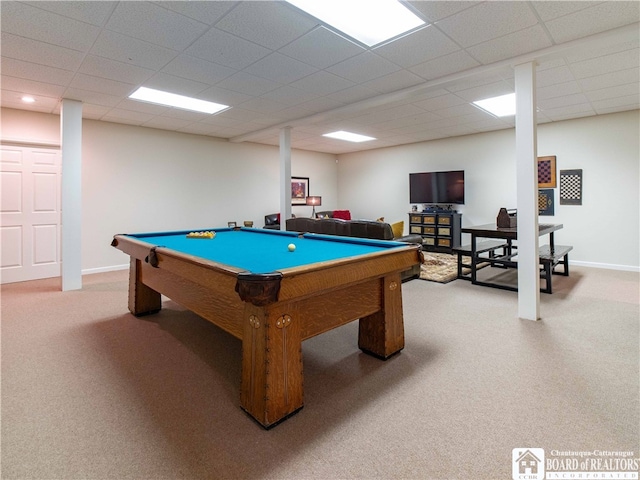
[460, 223, 563, 285]
[112, 234, 420, 428]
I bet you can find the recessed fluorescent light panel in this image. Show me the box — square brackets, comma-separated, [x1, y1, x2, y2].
[129, 87, 229, 114]
[323, 130, 376, 143]
[473, 93, 516, 117]
[286, 0, 425, 47]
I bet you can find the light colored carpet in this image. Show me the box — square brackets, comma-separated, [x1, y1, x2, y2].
[1, 266, 638, 479]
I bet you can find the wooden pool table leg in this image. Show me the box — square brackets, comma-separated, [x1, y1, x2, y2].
[240, 303, 304, 429]
[358, 272, 405, 359]
[128, 258, 161, 316]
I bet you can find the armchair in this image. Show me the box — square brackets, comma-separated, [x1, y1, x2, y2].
[263, 213, 280, 230]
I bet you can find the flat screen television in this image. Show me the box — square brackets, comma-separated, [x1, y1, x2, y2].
[409, 170, 465, 205]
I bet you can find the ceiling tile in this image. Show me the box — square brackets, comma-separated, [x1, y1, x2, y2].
[538, 93, 591, 111]
[198, 86, 252, 107]
[413, 93, 467, 112]
[327, 52, 401, 83]
[435, 2, 539, 48]
[1, 75, 66, 98]
[373, 25, 460, 68]
[217, 71, 281, 96]
[157, 1, 237, 25]
[290, 71, 354, 96]
[90, 30, 179, 70]
[360, 70, 424, 94]
[69, 74, 135, 97]
[106, 2, 208, 50]
[579, 68, 639, 91]
[1, 57, 74, 86]
[2, 2, 101, 51]
[570, 48, 640, 79]
[1, 33, 85, 70]
[452, 80, 514, 102]
[143, 73, 211, 96]
[537, 65, 576, 88]
[407, 1, 480, 22]
[161, 55, 236, 85]
[215, 1, 316, 50]
[186, 28, 271, 70]
[544, 1, 640, 44]
[278, 26, 365, 70]
[410, 50, 480, 81]
[62, 88, 122, 107]
[542, 103, 596, 121]
[585, 83, 639, 102]
[260, 85, 318, 107]
[243, 52, 318, 84]
[326, 85, 379, 104]
[466, 25, 554, 65]
[23, 1, 117, 25]
[592, 95, 640, 112]
[538, 81, 583, 100]
[78, 55, 154, 85]
[530, 1, 596, 22]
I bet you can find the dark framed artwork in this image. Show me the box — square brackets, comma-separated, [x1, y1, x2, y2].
[560, 169, 583, 205]
[291, 177, 309, 205]
[538, 156, 557, 188]
[538, 189, 554, 216]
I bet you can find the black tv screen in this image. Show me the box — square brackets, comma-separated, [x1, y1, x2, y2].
[409, 170, 465, 204]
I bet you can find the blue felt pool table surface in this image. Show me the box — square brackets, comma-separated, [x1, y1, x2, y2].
[129, 227, 406, 274]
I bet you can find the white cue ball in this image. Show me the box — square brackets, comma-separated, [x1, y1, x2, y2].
[288, 243, 296, 252]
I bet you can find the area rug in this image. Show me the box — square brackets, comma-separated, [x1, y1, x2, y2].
[419, 252, 469, 284]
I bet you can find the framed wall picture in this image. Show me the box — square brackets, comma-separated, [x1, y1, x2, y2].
[560, 169, 583, 205]
[538, 189, 554, 216]
[291, 177, 309, 205]
[538, 156, 557, 188]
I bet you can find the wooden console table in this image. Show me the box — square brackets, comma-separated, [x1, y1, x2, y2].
[459, 223, 571, 293]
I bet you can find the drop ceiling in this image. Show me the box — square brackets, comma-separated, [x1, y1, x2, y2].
[1, 1, 638, 154]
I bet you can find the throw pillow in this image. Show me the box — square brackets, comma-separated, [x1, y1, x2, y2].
[333, 210, 351, 220]
[391, 221, 404, 238]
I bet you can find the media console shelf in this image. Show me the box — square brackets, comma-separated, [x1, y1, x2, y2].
[409, 212, 461, 253]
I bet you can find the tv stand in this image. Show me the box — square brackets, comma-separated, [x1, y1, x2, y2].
[409, 212, 461, 253]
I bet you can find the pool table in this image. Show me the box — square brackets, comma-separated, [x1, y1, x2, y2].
[111, 227, 421, 428]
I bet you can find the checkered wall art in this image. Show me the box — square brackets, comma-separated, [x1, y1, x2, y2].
[560, 169, 583, 205]
[538, 156, 556, 188]
[538, 189, 554, 216]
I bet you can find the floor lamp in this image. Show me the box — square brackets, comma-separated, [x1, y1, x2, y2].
[306, 196, 322, 218]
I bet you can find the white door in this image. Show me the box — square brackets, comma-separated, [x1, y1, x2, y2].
[1, 145, 61, 284]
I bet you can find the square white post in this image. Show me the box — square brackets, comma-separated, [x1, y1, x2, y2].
[279, 127, 292, 230]
[514, 62, 540, 320]
[61, 99, 83, 291]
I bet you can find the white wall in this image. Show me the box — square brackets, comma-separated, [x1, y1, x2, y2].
[337, 110, 640, 270]
[2, 107, 638, 272]
[1, 108, 338, 273]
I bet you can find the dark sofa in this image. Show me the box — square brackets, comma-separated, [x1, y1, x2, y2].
[285, 217, 423, 280]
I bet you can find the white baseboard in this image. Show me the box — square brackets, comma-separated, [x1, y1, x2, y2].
[83, 261, 639, 277]
[82, 264, 129, 276]
[571, 260, 639, 273]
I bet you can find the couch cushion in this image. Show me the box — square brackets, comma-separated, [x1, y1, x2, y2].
[349, 220, 393, 240]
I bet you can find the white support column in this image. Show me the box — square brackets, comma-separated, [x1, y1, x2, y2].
[279, 127, 292, 230]
[60, 99, 83, 291]
[514, 62, 540, 320]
